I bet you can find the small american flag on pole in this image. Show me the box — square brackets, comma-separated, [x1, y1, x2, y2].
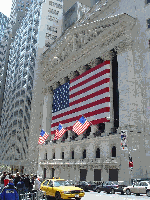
[72, 116, 90, 135]
[55, 123, 66, 139]
[38, 130, 49, 144]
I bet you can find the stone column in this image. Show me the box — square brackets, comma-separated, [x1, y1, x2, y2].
[117, 47, 136, 127]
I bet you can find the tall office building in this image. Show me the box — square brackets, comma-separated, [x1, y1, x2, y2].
[0, 0, 41, 171]
[0, 13, 10, 93]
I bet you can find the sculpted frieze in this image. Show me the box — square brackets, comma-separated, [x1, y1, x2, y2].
[41, 14, 136, 84]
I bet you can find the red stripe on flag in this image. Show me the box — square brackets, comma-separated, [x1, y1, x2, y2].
[52, 97, 110, 121]
[70, 60, 110, 84]
[51, 107, 110, 128]
[70, 70, 110, 92]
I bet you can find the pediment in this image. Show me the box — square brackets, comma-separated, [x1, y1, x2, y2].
[41, 13, 136, 84]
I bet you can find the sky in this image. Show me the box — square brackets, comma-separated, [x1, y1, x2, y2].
[0, 0, 12, 17]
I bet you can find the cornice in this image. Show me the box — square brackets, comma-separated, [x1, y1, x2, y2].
[41, 13, 136, 85]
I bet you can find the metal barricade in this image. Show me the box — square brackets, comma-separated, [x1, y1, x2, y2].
[20, 190, 47, 200]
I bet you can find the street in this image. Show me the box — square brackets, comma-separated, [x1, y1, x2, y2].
[82, 191, 150, 200]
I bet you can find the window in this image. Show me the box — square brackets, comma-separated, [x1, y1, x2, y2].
[149, 40, 150, 50]
[72, 150, 74, 159]
[96, 148, 100, 158]
[43, 180, 48, 186]
[53, 152, 55, 159]
[45, 152, 47, 160]
[147, 18, 150, 29]
[112, 146, 116, 157]
[62, 152, 64, 159]
[83, 149, 86, 159]
[146, 0, 150, 4]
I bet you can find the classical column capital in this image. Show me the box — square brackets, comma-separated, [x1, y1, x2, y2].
[78, 66, 87, 75]
[42, 87, 47, 95]
[67, 71, 77, 80]
[47, 86, 53, 95]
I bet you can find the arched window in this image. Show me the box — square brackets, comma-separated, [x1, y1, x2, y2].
[83, 149, 86, 159]
[112, 146, 116, 157]
[96, 148, 100, 158]
[72, 150, 74, 159]
[62, 152, 64, 159]
[53, 152, 55, 159]
[86, 126, 91, 136]
[45, 152, 47, 160]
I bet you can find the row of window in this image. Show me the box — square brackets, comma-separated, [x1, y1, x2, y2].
[45, 146, 117, 160]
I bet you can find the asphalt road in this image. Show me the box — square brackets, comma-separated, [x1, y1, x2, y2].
[82, 191, 150, 200]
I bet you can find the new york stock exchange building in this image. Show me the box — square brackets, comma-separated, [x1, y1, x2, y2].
[28, 0, 150, 184]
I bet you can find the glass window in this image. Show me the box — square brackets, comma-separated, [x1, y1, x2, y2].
[43, 180, 49, 186]
[48, 181, 53, 187]
[146, 0, 150, 4]
[147, 19, 150, 29]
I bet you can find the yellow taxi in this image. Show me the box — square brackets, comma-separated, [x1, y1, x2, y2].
[40, 178, 85, 200]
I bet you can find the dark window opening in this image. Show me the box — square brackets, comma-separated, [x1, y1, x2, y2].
[80, 169, 87, 181]
[96, 148, 100, 158]
[62, 152, 64, 159]
[146, 0, 150, 4]
[94, 169, 101, 181]
[86, 126, 91, 136]
[72, 150, 74, 159]
[98, 123, 105, 133]
[112, 49, 119, 129]
[112, 146, 116, 157]
[83, 149, 86, 159]
[53, 152, 55, 159]
[45, 152, 47, 160]
[109, 169, 118, 181]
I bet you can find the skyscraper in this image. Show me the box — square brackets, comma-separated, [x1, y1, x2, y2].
[0, 0, 41, 170]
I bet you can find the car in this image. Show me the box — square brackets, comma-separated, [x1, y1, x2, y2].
[123, 181, 150, 196]
[40, 178, 85, 200]
[96, 181, 119, 194]
[74, 181, 91, 192]
[87, 181, 97, 191]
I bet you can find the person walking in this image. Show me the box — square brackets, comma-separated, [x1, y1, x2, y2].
[4, 175, 9, 187]
[24, 174, 30, 193]
[1, 172, 6, 190]
[1, 179, 19, 200]
[34, 175, 41, 191]
[14, 172, 21, 187]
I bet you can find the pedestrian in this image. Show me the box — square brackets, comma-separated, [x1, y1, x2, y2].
[24, 174, 30, 193]
[14, 172, 21, 187]
[4, 175, 9, 186]
[1, 172, 6, 190]
[34, 175, 41, 191]
[1, 179, 19, 200]
[29, 174, 34, 192]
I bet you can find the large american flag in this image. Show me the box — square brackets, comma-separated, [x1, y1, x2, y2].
[51, 60, 110, 134]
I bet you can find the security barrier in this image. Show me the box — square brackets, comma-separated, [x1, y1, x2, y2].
[20, 190, 47, 200]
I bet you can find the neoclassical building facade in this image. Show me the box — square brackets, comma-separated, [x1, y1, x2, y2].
[27, 0, 150, 183]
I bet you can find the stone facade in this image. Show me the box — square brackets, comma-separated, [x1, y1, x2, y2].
[28, 0, 150, 183]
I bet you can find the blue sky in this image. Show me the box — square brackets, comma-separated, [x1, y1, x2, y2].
[0, 0, 12, 17]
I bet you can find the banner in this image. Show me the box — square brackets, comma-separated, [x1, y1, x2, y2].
[121, 130, 127, 150]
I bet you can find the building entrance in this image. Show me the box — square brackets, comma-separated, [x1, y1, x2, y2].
[109, 169, 118, 181]
[80, 169, 87, 181]
[94, 169, 101, 181]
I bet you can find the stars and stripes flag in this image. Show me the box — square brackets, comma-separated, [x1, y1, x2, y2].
[51, 60, 110, 134]
[73, 116, 90, 135]
[38, 130, 49, 144]
[54, 124, 66, 140]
